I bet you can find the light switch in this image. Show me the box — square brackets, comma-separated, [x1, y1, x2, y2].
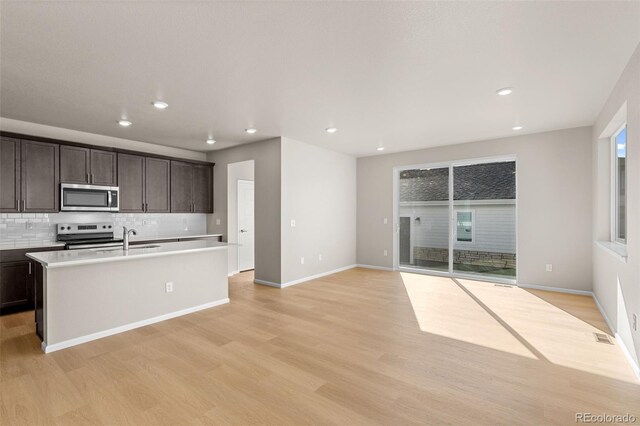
[383, 218, 388, 225]
[216, 219, 221, 225]
[545, 264, 553, 272]
[291, 219, 296, 227]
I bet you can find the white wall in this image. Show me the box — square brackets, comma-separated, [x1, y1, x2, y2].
[226, 160, 255, 274]
[357, 126, 593, 291]
[592, 43, 640, 371]
[0, 117, 206, 161]
[207, 138, 282, 284]
[280, 138, 357, 284]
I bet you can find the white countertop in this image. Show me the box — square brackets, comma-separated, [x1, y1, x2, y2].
[133, 233, 223, 243]
[0, 233, 223, 252]
[26, 240, 229, 269]
[0, 241, 66, 251]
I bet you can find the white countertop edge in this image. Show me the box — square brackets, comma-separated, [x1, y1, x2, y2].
[27, 243, 228, 269]
[0, 242, 66, 251]
[133, 233, 223, 243]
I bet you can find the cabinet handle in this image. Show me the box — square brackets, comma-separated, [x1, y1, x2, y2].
[15, 199, 19, 211]
[87, 173, 90, 183]
[22, 200, 25, 211]
[28, 263, 32, 275]
[91, 173, 94, 183]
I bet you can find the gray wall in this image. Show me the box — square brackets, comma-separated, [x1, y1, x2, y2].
[226, 160, 255, 274]
[592, 43, 639, 368]
[357, 126, 593, 291]
[207, 138, 282, 284]
[280, 138, 357, 284]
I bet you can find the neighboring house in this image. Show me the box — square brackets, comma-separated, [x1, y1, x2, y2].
[399, 162, 516, 276]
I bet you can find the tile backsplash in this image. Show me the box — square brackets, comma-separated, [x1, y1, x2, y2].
[0, 212, 207, 245]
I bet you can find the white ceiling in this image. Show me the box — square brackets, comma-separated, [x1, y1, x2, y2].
[1, 1, 639, 157]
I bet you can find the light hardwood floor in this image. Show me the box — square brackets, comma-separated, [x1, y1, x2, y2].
[1, 268, 639, 425]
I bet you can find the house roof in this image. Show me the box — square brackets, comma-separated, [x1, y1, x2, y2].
[400, 162, 516, 201]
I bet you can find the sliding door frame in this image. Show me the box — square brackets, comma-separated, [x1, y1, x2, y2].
[393, 154, 518, 285]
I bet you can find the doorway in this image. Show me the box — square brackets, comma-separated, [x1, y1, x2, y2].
[237, 180, 255, 272]
[227, 160, 255, 275]
[394, 157, 517, 283]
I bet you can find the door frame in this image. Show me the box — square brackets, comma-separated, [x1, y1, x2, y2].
[392, 154, 518, 285]
[237, 179, 255, 272]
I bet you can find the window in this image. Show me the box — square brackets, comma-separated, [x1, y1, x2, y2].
[613, 125, 627, 244]
[456, 210, 474, 243]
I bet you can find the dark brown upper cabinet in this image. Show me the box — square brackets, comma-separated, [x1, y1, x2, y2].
[170, 161, 213, 213]
[0, 137, 20, 212]
[21, 140, 60, 212]
[0, 138, 59, 213]
[118, 154, 171, 213]
[117, 153, 145, 212]
[170, 161, 194, 213]
[193, 164, 213, 213]
[60, 146, 117, 186]
[145, 157, 171, 213]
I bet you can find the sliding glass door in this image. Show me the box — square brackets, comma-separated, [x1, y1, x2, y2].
[396, 158, 517, 282]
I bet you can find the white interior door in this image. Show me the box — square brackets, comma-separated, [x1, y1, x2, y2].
[237, 180, 255, 271]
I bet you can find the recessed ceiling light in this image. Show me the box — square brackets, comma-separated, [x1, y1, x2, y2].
[245, 128, 257, 134]
[152, 101, 168, 109]
[325, 127, 338, 134]
[512, 125, 523, 130]
[377, 147, 385, 151]
[118, 120, 132, 127]
[496, 87, 513, 96]
[206, 138, 216, 145]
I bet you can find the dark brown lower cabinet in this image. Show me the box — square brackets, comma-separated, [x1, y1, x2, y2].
[0, 247, 63, 340]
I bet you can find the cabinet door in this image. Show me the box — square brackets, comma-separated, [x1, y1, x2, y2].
[0, 137, 20, 212]
[146, 157, 170, 213]
[193, 165, 213, 213]
[0, 261, 33, 309]
[90, 149, 117, 186]
[117, 153, 145, 212]
[21, 140, 59, 212]
[170, 161, 194, 212]
[60, 145, 90, 184]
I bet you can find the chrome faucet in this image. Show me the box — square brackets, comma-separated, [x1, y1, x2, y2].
[123, 226, 137, 250]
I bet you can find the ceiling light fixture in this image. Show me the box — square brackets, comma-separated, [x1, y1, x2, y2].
[512, 125, 523, 131]
[325, 127, 338, 134]
[245, 128, 257, 134]
[152, 101, 169, 109]
[206, 138, 216, 145]
[496, 87, 513, 96]
[377, 147, 385, 151]
[118, 119, 132, 127]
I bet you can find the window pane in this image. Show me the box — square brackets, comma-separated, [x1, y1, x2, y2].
[616, 127, 626, 242]
[453, 161, 516, 279]
[398, 167, 449, 272]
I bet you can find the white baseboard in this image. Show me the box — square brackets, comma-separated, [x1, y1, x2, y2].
[517, 283, 592, 296]
[355, 264, 394, 271]
[42, 298, 230, 354]
[254, 264, 357, 289]
[228, 270, 239, 277]
[592, 293, 640, 380]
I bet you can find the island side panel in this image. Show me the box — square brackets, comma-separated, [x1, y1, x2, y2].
[44, 249, 228, 350]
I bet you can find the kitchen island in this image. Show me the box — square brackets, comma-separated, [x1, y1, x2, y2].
[27, 240, 229, 353]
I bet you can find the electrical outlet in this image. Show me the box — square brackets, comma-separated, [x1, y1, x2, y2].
[384, 250, 388, 257]
[165, 282, 173, 293]
[319, 254, 322, 261]
[383, 218, 388, 225]
[143, 219, 149, 226]
[545, 264, 553, 272]
[26, 221, 34, 230]
[633, 314, 637, 332]
[291, 219, 296, 227]
[216, 219, 221, 225]
[300, 257, 305, 265]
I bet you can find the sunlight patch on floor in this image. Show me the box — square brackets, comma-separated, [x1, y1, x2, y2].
[400, 272, 536, 359]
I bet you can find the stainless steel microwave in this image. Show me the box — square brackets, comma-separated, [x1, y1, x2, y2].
[60, 184, 119, 212]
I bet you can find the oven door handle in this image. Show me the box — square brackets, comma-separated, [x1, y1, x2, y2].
[108, 190, 112, 207]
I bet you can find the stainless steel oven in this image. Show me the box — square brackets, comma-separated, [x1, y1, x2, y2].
[60, 184, 119, 212]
